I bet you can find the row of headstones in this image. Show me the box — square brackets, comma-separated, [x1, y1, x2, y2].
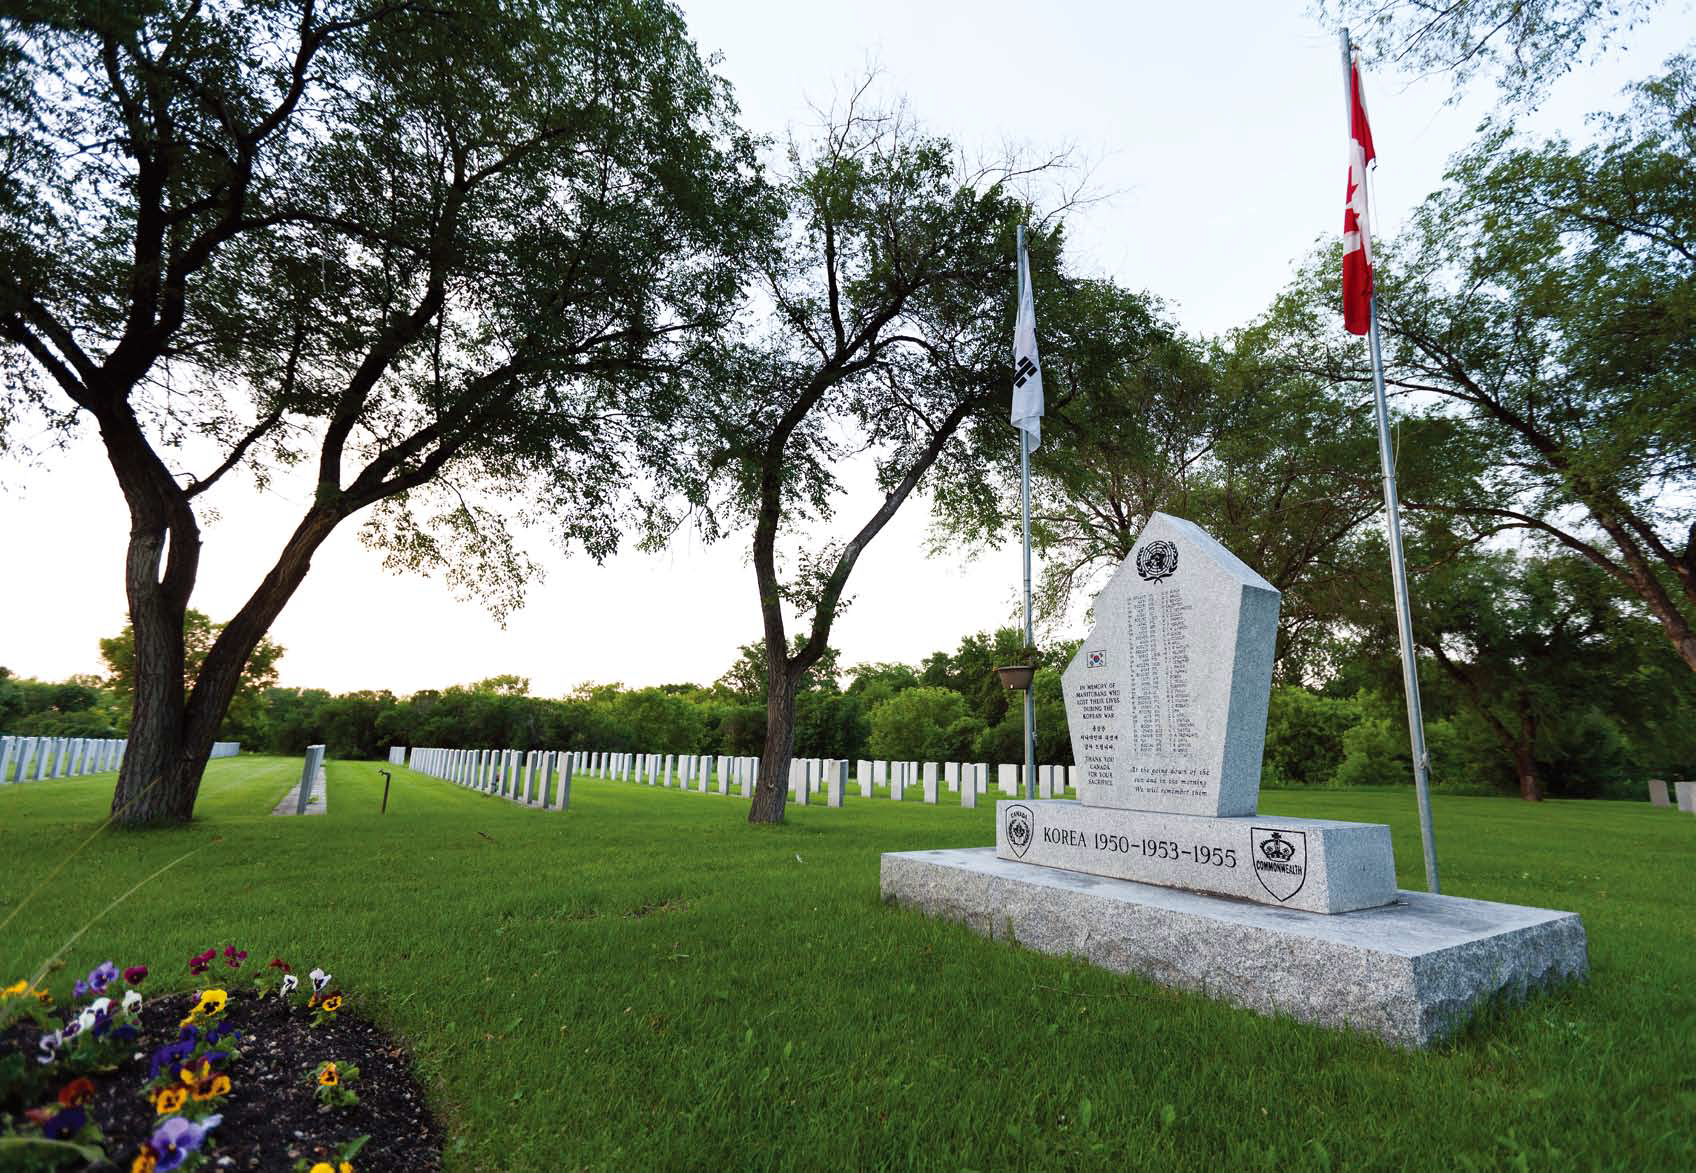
[1648, 779, 1696, 813]
[556, 750, 758, 799]
[408, 745, 579, 810]
[401, 743, 1075, 812]
[571, 751, 1053, 809]
[556, 750, 1073, 809]
[0, 735, 130, 784]
[845, 760, 1078, 805]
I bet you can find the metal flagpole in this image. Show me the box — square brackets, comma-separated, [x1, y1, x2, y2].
[1017, 224, 1037, 802]
[1341, 29, 1440, 894]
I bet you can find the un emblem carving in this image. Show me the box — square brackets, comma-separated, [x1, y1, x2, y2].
[1005, 804, 1034, 859]
[1135, 539, 1179, 583]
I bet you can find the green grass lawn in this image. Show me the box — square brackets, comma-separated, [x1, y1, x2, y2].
[2, 759, 1692, 1169]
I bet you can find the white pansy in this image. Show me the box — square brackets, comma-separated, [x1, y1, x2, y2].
[279, 974, 299, 996]
[122, 989, 143, 1014]
[36, 1029, 62, 1063]
[308, 968, 331, 993]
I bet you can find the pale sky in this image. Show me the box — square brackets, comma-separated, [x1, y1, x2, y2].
[2, 1, 1692, 695]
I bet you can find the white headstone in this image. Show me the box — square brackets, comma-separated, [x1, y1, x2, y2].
[998, 764, 1017, 797]
[923, 763, 938, 804]
[554, 752, 572, 810]
[1648, 779, 1670, 807]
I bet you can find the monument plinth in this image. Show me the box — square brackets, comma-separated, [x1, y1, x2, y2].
[996, 800, 1395, 914]
[882, 512, 1587, 1046]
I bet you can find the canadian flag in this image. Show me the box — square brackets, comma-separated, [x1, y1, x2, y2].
[1343, 55, 1376, 335]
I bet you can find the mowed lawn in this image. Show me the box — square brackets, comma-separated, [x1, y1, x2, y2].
[2, 758, 1692, 1170]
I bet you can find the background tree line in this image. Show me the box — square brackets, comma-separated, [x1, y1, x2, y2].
[8, 598, 1692, 798]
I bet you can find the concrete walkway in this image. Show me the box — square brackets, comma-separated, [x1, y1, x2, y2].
[271, 765, 327, 816]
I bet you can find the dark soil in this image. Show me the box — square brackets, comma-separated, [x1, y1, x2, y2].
[2, 991, 442, 1170]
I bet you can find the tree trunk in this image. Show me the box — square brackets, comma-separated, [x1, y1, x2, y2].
[1513, 709, 1542, 802]
[749, 672, 798, 824]
[110, 504, 341, 826]
[1511, 743, 1542, 802]
[106, 407, 206, 824]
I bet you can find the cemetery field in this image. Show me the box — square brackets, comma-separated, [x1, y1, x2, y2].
[2, 760, 1692, 1170]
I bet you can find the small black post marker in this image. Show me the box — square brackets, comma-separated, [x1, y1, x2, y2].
[380, 769, 392, 813]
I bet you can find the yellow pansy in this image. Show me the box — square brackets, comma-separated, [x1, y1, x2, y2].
[318, 1063, 339, 1086]
[178, 987, 228, 1026]
[154, 1086, 187, 1115]
[191, 1073, 231, 1101]
[130, 1148, 158, 1173]
[310, 1164, 336, 1173]
[320, 994, 343, 1013]
[2, 979, 27, 998]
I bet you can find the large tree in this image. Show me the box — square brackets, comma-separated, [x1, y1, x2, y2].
[1341, 537, 1649, 801]
[0, 1, 763, 822]
[1318, 0, 1664, 105]
[649, 92, 1068, 823]
[1261, 57, 1696, 675]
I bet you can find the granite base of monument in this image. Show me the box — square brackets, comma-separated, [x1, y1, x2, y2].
[880, 848, 1588, 1049]
[997, 799, 1396, 914]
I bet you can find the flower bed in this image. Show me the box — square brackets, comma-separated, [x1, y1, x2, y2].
[2, 952, 441, 1170]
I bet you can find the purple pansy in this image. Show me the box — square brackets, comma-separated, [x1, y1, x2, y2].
[86, 961, 118, 992]
[147, 1034, 198, 1080]
[122, 964, 148, 985]
[72, 979, 89, 999]
[42, 1106, 84, 1139]
[150, 1113, 220, 1171]
[35, 1029, 62, 1065]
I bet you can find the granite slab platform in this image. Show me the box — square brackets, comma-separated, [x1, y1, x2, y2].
[880, 847, 1587, 1048]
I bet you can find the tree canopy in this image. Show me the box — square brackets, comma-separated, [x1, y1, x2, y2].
[1, 0, 766, 822]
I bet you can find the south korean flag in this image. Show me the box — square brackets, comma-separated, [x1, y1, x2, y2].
[1010, 234, 1044, 450]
